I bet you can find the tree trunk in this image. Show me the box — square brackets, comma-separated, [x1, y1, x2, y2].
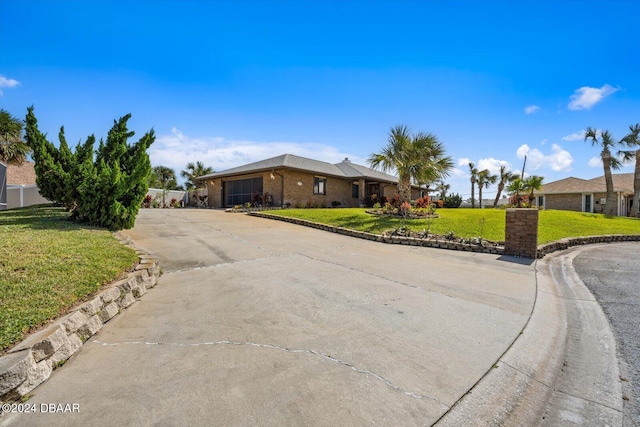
[602, 151, 616, 216]
[631, 150, 640, 218]
[470, 181, 476, 208]
[478, 183, 483, 209]
[493, 182, 504, 207]
[398, 173, 412, 206]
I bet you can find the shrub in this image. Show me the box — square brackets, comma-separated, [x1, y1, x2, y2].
[415, 196, 431, 208]
[363, 194, 379, 208]
[331, 201, 341, 207]
[26, 108, 154, 230]
[400, 201, 411, 216]
[443, 193, 463, 208]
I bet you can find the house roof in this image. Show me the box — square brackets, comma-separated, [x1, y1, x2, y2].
[197, 153, 400, 183]
[6, 161, 37, 185]
[537, 173, 634, 194]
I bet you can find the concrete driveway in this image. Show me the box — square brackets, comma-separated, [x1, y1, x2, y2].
[1, 209, 536, 426]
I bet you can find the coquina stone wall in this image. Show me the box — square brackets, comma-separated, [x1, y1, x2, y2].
[0, 243, 160, 403]
[250, 211, 640, 259]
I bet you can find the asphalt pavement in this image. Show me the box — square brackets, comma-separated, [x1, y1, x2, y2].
[573, 243, 640, 426]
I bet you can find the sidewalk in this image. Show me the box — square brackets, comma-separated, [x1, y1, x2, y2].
[0, 209, 610, 426]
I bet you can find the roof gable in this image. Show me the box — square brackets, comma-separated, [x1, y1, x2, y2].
[6, 161, 37, 185]
[198, 154, 399, 183]
[538, 173, 634, 194]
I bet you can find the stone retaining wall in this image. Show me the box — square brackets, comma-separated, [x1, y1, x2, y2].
[537, 234, 640, 258]
[0, 243, 160, 403]
[250, 212, 640, 259]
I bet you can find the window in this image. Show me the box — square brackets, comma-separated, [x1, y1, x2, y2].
[314, 177, 326, 195]
[537, 196, 544, 209]
[352, 183, 359, 198]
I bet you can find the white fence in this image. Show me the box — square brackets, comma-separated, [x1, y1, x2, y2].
[144, 188, 209, 207]
[0, 184, 205, 211]
[4, 185, 51, 210]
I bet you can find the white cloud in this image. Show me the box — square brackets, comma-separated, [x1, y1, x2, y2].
[524, 105, 540, 115]
[477, 158, 511, 175]
[516, 143, 573, 172]
[588, 156, 602, 167]
[562, 130, 585, 141]
[0, 74, 20, 96]
[449, 167, 468, 178]
[149, 127, 365, 184]
[548, 144, 573, 171]
[568, 84, 618, 111]
[457, 157, 471, 167]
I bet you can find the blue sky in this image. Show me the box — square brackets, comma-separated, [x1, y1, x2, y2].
[1, 0, 639, 199]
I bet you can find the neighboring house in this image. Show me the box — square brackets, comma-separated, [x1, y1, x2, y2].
[534, 173, 634, 216]
[197, 153, 421, 208]
[1, 161, 50, 210]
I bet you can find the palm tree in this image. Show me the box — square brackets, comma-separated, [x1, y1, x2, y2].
[523, 175, 544, 206]
[369, 125, 453, 206]
[0, 109, 30, 166]
[150, 166, 177, 207]
[468, 162, 479, 208]
[508, 177, 526, 207]
[620, 124, 640, 217]
[436, 181, 450, 202]
[477, 169, 497, 209]
[585, 128, 622, 216]
[181, 161, 214, 190]
[492, 166, 517, 208]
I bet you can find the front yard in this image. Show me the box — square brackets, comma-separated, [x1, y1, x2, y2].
[265, 208, 640, 244]
[0, 206, 138, 353]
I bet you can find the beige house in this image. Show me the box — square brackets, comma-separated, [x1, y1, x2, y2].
[534, 173, 635, 216]
[197, 154, 421, 209]
[0, 161, 50, 210]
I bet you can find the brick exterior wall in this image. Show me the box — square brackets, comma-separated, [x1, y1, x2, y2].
[543, 193, 611, 214]
[504, 208, 539, 259]
[544, 194, 582, 212]
[205, 170, 370, 208]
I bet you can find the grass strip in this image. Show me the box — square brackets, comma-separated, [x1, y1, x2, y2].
[265, 208, 640, 244]
[0, 205, 138, 353]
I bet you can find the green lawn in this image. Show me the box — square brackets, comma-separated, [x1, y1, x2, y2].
[265, 208, 640, 244]
[0, 205, 138, 353]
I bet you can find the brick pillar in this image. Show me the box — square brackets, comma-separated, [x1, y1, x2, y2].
[504, 209, 539, 258]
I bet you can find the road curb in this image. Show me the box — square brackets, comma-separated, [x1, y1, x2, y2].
[435, 246, 623, 426]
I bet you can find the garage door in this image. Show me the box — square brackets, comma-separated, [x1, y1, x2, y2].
[225, 177, 263, 207]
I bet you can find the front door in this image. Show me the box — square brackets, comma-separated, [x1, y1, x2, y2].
[584, 194, 592, 213]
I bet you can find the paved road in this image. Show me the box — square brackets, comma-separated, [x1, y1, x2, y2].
[573, 242, 640, 426]
[1, 209, 536, 426]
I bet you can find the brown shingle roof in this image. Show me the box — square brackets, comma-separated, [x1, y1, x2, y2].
[537, 173, 634, 194]
[197, 153, 400, 183]
[6, 161, 37, 185]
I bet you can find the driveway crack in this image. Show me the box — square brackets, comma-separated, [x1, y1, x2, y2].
[92, 339, 446, 406]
